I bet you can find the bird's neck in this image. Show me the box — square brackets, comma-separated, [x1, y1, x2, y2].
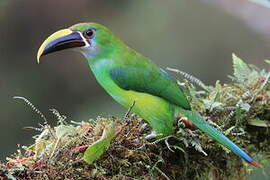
[85, 46, 122, 91]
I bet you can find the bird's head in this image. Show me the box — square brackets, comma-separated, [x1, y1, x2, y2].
[37, 23, 118, 63]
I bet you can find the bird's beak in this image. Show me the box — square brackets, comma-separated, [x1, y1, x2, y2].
[37, 29, 85, 63]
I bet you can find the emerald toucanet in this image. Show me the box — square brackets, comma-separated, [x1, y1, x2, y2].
[37, 23, 259, 167]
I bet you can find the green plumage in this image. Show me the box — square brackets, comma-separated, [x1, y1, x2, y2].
[110, 66, 191, 110]
[88, 48, 178, 135]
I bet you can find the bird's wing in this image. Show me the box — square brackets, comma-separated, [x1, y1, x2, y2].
[110, 66, 191, 110]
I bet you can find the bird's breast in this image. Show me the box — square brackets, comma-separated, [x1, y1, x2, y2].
[89, 58, 175, 134]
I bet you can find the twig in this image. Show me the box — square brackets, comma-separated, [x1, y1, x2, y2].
[123, 101, 136, 122]
[154, 166, 171, 180]
[137, 135, 173, 150]
[152, 160, 171, 180]
[165, 138, 175, 152]
[50, 108, 67, 124]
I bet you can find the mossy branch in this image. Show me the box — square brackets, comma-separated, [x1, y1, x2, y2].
[0, 54, 269, 180]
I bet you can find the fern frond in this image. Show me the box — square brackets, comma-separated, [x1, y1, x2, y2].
[166, 67, 208, 90]
[50, 108, 67, 124]
[13, 96, 47, 124]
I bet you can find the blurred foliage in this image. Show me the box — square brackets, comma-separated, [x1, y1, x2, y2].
[249, 0, 270, 8]
[0, 55, 269, 179]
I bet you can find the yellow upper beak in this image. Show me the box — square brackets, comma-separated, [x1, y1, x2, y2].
[37, 29, 73, 63]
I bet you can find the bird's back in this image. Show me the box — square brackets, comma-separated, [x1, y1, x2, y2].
[109, 46, 191, 110]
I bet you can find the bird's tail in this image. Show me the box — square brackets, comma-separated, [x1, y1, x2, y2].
[176, 108, 260, 168]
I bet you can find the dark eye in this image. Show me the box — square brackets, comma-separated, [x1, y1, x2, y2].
[83, 29, 95, 39]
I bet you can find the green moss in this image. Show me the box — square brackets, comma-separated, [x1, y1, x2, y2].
[0, 55, 269, 180]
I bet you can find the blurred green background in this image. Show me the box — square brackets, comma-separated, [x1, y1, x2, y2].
[0, 0, 269, 179]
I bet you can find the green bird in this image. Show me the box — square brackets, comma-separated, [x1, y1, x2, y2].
[37, 22, 259, 167]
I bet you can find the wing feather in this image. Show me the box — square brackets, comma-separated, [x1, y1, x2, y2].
[110, 66, 191, 110]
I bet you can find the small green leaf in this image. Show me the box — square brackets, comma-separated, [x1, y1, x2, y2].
[203, 100, 222, 111]
[265, 59, 270, 65]
[248, 119, 270, 127]
[208, 80, 222, 102]
[232, 54, 252, 83]
[236, 100, 251, 112]
[6, 173, 17, 180]
[55, 125, 77, 138]
[83, 122, 116, 164]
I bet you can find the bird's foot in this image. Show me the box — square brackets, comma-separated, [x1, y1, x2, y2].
[177, 116, 197, 129]
[182, 119, 197, 129]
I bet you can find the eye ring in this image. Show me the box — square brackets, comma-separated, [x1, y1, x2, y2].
[83, 29, 95, 39]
